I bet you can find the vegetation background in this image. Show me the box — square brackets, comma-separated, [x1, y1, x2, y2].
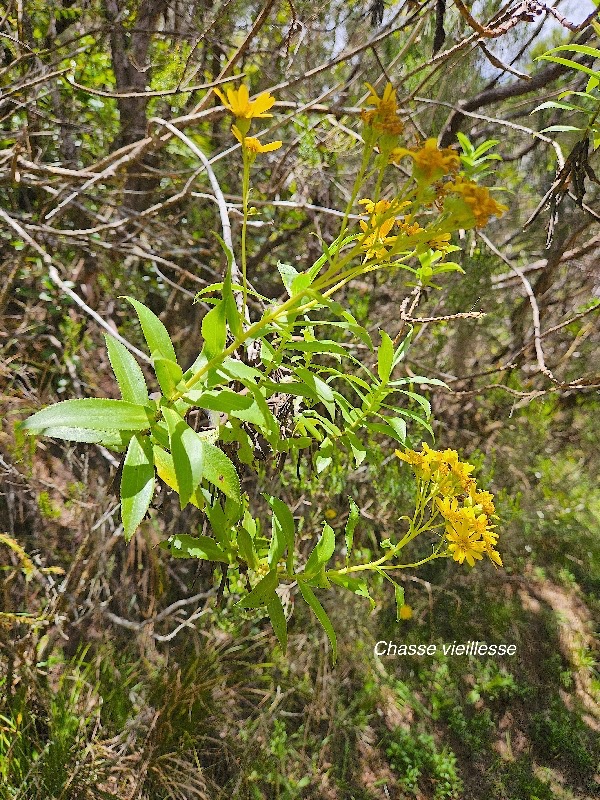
[1, 0, 599, 798]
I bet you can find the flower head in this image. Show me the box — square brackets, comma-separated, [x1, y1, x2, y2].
[391, 138, 460, 183]
[444, 517, 486, 567]
[398, 603, 413, 620]
[232, 125, 282, 155]
[215, 84, 276, 119]
[361, 82, 405, 137]
[446, 177, 508, 227]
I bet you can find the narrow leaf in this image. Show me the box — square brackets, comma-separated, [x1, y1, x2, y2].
[238, 569, 279, 608]
[344, 498, 360, 564]
[203, 442, 241, 502]
[267, 594, 287, 653]
[267, 496, 295, 574]
[105, 335, 149, 405]
[153, 355, 184, 398]
[201, 300, 227, 358]
[120, 433, 154, 541]
[125, 297, 177, 363]
[163, 408, 204, 508]
[161, 533, 228, 562]
[22, 399, 154, 434]
[377, 330, 394, 383]
[395, 585, 405, 621]
[304, 523, 335, 578]
[298, 581, 337, 662]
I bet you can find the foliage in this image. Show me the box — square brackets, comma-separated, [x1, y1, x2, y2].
[20, 82, 507, 658]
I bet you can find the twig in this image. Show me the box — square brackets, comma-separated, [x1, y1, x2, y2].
[478, 231, 557, 383]
[0, 207, 151, 363]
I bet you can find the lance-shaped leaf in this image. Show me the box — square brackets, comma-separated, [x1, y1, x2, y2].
[105, 335, 149, 406]
[153, 355, 184, 398]
[237, 528, 259, 569]
[29, 427, 131, 448]
[202, 442, 241, 503]
[377, 330, 394, 383]
[266, 496, 295, 574]
[267, 594, 287, 653]
[201, 299, 227, 359]
[125, 297, 177, 363]
[329, 573, 374, 609]
[344, 498, 360, 565]
[160, 533, 228, 563]
[22, 399, 154, 434]
[121, 433, 155, 541]
[237, 569, 279, 609]
[394, 584, 405, 621]
[303, 523, 335, 584]
[298, 581, 337, 663]
[153, 446, 204, 508]
[163, 408, 204, 508]
[215, 232, 243, 339]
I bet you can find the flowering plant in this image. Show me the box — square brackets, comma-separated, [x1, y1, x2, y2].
[21, 82, 506, 660]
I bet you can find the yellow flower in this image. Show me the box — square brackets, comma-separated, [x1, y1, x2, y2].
[391, 139, 460, 182]
[468, 486, 495, 516]
[359, 198, 393, 216]
[361, 82, 404, 137]
[485, 545, 503, 567]
[446, 177, 508, 228]
[359, 207, 397, 260]
[232, 125, 282, 154]
[399, 603, 413, 620]
[324, 508, 337, 520]
[436, 496, 462, 524]
[444, 518, 486, 567]
[214, 84, 276, 119]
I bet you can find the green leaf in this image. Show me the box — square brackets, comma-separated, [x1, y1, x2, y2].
[153, 446, 203, 508]
[393, 331, 412, 367]
[238, 569, 279, 608]
[120, 433, 154, 541]
[277, 261, 300, 296]
[29, 427, 130, 447]
[344, 430, 366, 467]
[344, 498, 359, 564]
[153, 355, 184, 398]
[267, 496, 295, 574]
[377, 330, 394, 383]
[202, 442, 241, 503]
[304, 523, 335, 579]
[540, 125, 582, 133]
[237, 528, 259, 569]
[163, 408, 204, 508]
[105, 335, 149, 405]
[298, 581, 337, 662]
[192, 390, 253, 413]
[125, 297, 177, 363]
[541, 44, 600, 60]
[267, 594, 287, 653]
[161, 533, 228, 562]
[394, 585, 405, 621]
[329, 573, 374, 609]
[22, 399, 154, 434]
[537, 55, 600, 81]
[214, 232, 243, 339]
[201, 299, 227, 358]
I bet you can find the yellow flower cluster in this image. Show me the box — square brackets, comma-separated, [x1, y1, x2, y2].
[357, 198, 456, 261]
[392, 138, 460, 183]
[396, 444, 501, 569]
[216, 84, 282, 157]
[446, 177, 508, 228]
[361, 82, 405, 137]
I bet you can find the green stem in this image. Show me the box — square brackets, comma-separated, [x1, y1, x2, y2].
[241, 145, 250, 320]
